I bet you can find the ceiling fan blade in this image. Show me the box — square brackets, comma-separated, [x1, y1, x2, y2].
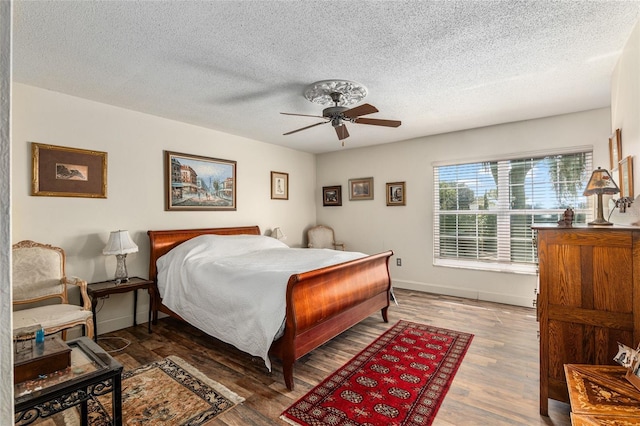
[343, 103, 379, 118]
[335, 124, 349, 140]
[354, 117, 402, 127]
[283, 121, 327, 136]
[281, 112, 325, 119]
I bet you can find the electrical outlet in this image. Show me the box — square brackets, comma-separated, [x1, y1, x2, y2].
[396, 258, 402, 266]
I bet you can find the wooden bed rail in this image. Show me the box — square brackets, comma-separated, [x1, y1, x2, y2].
[271, 250, 393, 389]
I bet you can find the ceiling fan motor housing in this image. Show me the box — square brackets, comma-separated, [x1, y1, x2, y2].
[323, 106, 350, 127]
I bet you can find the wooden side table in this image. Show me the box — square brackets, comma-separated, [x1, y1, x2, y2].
[87, 276, 155, 342]
[564, 364, 640, 425]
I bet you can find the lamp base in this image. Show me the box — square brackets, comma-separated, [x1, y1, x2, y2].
[587, 193, 614, 226]
[113, 254, 130, 284]
[587, 218, 614, 226]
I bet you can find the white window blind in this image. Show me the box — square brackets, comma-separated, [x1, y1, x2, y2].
[433, 150, 593, 274]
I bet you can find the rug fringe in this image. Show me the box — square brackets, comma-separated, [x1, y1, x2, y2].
[166, 355, 245, 405]
[280, 414, 304, 426]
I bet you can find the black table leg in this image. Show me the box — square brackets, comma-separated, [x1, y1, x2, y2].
[133, 289, 138, 327]
[80, 397, 88, 426]
[91, 298, 99, 342]
[112, 373, 123, 425]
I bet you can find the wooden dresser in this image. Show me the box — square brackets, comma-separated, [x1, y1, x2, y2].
[534, 225, 640, 416]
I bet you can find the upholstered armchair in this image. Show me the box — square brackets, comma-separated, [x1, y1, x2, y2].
[12, 240, 94, 340]
[307, 225, 345, 250]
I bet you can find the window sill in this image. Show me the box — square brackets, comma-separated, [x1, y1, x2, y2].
[433, 258, 537, 275]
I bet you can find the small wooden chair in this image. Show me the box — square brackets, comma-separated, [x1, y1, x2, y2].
[307, 225, 345, 250]
[12, 240, 94, 340]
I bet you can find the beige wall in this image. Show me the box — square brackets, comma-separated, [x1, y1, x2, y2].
[316, 108, 611, 307]
[11, 83, 317, 334]
[611, 20, 640, 199]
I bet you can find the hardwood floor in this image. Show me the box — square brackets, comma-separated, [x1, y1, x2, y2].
[99, 289, 572, 425]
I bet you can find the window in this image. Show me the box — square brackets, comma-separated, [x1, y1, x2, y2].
[433, 150, 593, 274]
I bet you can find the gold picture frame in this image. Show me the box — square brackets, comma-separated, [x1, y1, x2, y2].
[386, 181, 406, 206]
[271, 171, 289, 200]
[31, 142, 107, 198]
[349, 177, 374, 201]
[619, 156, 634, 198]
[609, 128, 622, 171]
[165, 150, 236, 211]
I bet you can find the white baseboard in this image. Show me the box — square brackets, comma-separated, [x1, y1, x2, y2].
[392, 279, 535, 308]
[96, 311, 152, 335]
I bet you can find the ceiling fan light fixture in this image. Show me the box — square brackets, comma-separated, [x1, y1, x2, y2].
[304, 80, 367, 106]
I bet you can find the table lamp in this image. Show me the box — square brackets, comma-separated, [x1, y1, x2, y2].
[103, 230, 138, 283]
[583, 167, 619, 225]
[272, 227, 287, 241]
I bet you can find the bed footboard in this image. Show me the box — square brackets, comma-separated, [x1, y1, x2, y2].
[270, 250, 393, 390]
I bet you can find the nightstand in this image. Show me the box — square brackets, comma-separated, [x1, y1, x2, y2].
[87, 276, 155, 342]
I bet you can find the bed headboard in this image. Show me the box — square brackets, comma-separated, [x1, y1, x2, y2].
[147, 226, 261, 282]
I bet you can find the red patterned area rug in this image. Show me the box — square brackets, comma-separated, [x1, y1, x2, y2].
[281, 320, 473, 426]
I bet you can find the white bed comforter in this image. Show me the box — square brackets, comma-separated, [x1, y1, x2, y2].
[156, 234, 366, 371]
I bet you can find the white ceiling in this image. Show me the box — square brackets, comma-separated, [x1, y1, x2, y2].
[12, 1, 640, 154]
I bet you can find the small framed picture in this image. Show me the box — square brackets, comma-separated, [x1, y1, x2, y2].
[271, 171, 289, 200]
[386, 181, 406, 206]
[610, 129, 622, 170]
[619, 156, 634, 198]
[323, 185, 342, 206]
[349, 177, 374, 201]
[31, 142, 108, 198]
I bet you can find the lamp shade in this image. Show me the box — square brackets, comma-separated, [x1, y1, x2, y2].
[583, 167, 619, 226]
[583, 167, 619, 196]
[272, 227, 286, 241]
[103, 230, 138, 255]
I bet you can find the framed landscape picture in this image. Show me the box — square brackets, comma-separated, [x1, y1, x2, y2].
[322, 185, 342, 206]
[619, 155, 634, 198]
[609, 128, 622, 170]
[271, 171, 289, 200]
[386, 181, 406, 206]
[349, 177, 374, 201]
[31, 142, 107, 198]
[165, 150, 236, 211]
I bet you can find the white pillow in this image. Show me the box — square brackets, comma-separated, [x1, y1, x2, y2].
[157, 234, 288, 271]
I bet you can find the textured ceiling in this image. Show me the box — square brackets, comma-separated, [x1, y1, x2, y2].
[13, 1, 640, 154]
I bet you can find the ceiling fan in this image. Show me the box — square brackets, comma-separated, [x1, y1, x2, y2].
[281, 80, 401, 145]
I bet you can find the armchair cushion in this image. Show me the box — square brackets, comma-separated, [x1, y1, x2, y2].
[13, 304, 93, 333]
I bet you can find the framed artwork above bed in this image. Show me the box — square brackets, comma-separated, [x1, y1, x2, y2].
[164, 150, 236, 211]
[271, 171, 288, 200]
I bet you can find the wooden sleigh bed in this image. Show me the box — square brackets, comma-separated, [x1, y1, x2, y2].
[147, 225, 393, 390]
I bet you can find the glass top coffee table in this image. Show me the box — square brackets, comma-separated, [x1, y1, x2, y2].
[14, 336, 123, 426]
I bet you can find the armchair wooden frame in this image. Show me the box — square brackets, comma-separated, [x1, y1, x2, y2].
[12, 240, 94, 340]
